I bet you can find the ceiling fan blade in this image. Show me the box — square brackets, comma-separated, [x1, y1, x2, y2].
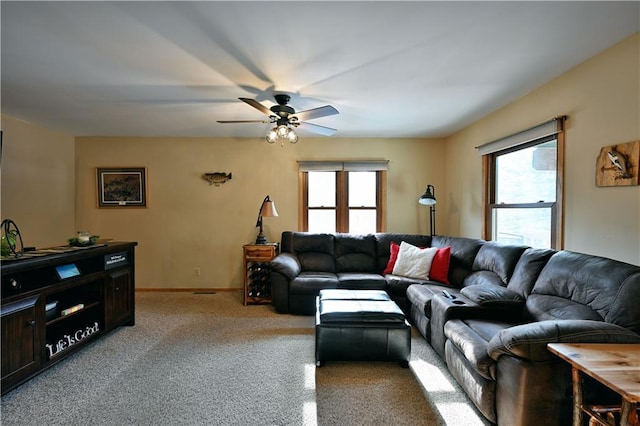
[239, 97, 274, 117]
[298, 121, 337, 136]
[292, 105, 339, 121]
[217, 120, 270, 124]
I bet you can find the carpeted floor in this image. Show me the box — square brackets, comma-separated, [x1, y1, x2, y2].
[1, 291, 490, 425]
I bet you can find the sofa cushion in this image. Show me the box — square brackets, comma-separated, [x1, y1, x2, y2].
[382, 241, 401, 274]
[289, 272, 339, 295]
[431, 236, 484, 287]
[393, 242, 437, 280]
[385, 275, 430, 299]
[374, 233, 432, 272]
[381, 241, 451, 284]
[460, 285, 524, 307]
[289, 233, 336, 273]
[607, 272, 640, 334]
[335, 233, 377, 273]
[506, 247, 556, 298]
[444, 318, 515, 380]
[430, 246, 451, 284]
[525, 294, 603, 322]
[337, 272, 387, 290]
[462, 271, 507, 288]
[528, 251, 640, 325]
[471, 242, 528, 284]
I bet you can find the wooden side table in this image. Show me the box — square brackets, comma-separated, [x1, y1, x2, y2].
[548, 343, 640, 426]
[242, 243, 279, 306]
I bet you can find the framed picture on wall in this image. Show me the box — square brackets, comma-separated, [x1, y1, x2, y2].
[97, 167, 147, 208]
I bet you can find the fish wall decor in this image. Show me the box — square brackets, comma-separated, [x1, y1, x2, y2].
[203, 172, 232, 186]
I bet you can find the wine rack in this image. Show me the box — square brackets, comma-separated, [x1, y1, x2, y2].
[242, 244, 278, 305]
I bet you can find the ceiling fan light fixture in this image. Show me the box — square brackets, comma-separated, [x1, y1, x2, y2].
[266, 127, 278, 144]
[220, 95, 339, 143]
[287, 128, 298, 144]
[276, 125, 290, 138]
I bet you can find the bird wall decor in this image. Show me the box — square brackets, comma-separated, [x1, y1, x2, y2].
[606, 148, 632, 179]
[595, 141, 639, 187]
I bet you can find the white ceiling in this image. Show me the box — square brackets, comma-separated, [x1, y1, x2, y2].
[1, 1, 639, 139]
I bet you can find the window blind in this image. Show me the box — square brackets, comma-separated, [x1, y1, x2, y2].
[476, 116, 566, 156]
[297, 160, 389, 172]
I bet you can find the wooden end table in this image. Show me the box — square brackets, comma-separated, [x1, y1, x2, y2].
[242, 243, 279, 306]
[547, 343, 640, 426]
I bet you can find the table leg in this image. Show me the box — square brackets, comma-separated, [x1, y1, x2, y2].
[572, 367, 584, 426]
[620, 400, 638, 426]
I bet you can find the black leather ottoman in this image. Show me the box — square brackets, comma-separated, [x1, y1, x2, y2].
[315, 289, 411, 367]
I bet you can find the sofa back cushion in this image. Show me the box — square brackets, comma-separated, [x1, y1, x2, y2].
[525, 251, 640, 332]
[281, 232, 336, 273]
[431, 236, 484, 287]
[608, 272, 640, 334]
[472, 242, 528, 282]
[374, 233, 432, 273]
[506, 247, 556, 298]
[335, 233, 377, 273]
[461, 242, 527, 289]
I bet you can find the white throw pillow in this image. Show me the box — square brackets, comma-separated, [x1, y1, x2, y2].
[392, 241, 438, 280]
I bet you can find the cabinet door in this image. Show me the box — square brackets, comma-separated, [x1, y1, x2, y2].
[105, 269, 133, 329]
[1, 295, 41, 384]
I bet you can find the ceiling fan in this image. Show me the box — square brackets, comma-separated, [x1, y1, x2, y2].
[217, 94, 339, 140]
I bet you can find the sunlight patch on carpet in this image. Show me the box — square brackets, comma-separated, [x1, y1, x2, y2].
[303, 363, 318, 425]
[305, 363, 316, 389]
[411, 359, 456, 392]
[435, 402, 488, 425]
[303, 401, 318, 426]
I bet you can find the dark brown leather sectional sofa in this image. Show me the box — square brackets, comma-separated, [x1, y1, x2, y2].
[269, 231, 640, 425]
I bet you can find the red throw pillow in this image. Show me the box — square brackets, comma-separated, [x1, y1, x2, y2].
[430, 246, 451, 284]
[383, 241, 401, 274]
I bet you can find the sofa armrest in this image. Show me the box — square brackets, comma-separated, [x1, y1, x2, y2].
[460, 284, 524, 308]
[270, 253, 301, 279]
[488, 320, 640, 362]
[270, 253, 302, 314]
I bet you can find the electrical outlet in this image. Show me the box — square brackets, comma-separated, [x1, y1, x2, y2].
[194, 267, 201, 277]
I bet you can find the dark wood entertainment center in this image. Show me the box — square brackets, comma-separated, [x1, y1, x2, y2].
[1, 242, 137, 394]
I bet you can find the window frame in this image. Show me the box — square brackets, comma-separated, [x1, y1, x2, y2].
[482, 131, 565, 249]
[299, 170, 386, 233]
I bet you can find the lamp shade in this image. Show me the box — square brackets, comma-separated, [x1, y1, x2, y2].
[260, 199, 279, 217]
[418, 185, 436, 205]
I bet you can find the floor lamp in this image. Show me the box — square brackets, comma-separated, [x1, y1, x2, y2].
[418, 185, 436, 236]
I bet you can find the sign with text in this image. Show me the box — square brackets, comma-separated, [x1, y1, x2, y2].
[104, 251, 129, 270]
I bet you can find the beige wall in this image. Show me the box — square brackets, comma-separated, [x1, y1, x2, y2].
[75, 136, 445, 289]
[0, 114, 75, 248]
[3, 32, 638, 286]
[445, 33, 640, 265]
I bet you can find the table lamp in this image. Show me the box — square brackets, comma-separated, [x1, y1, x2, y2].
[255, 195, 278, 244]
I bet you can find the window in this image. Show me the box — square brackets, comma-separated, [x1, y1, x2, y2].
[480, 117, 565, 249]
[298, 161, 387, 233]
